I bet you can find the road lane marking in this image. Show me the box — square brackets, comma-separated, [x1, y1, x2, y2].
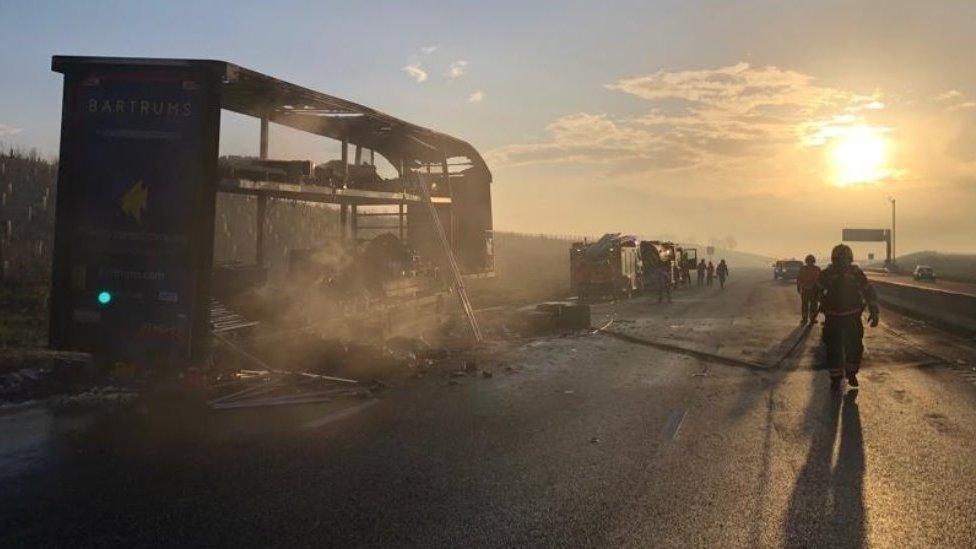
[660, 409, 686, 441]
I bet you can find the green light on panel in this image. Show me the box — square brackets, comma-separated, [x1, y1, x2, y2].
[97, 291, 112, 305]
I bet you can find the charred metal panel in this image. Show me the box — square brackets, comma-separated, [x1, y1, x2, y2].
[50, 58, 222, 367]
[407, 202, 454, 266]
[451, 170, 493, 273]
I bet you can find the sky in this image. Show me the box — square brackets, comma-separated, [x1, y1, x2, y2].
[1, 0, 975, 259]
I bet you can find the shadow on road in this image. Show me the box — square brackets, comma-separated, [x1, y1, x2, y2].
[740, 324, 814, 546]
[728, 323, 813, 422]
[784, 388, 865, 548]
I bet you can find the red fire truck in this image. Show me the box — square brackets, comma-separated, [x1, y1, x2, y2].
[570, 234, 641, 301]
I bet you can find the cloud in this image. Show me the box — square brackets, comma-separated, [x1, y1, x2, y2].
[467, 91, 485, 103]
[841, 93, 887, 113]
[420, 45, 438, 55]
[488, 62, 907, 197]
[949, 101, 976, 111]
[402, 63, 428, 83]
[606, 63, 867, 161]
[0, 123, 22, 136]
[935, 89, 963, 101]
[798, 114, 890, 147]
[605, 62, 848, 115]
[446, 60, 468, 79]
[493, 63, 857, 170]
[934, 89, 972, 112]
[487, 112, 695, 170]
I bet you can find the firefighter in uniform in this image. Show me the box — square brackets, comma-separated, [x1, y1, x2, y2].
[817, 244, 879, 390]
[796, 254, 821, 324]
[657, 263, 673, 303]
[716, 259, 729, 289]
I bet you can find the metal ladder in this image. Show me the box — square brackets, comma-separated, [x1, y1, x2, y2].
[415, 173, 484, 342]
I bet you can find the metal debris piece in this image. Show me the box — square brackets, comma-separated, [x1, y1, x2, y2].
[208, 367, 361, 411]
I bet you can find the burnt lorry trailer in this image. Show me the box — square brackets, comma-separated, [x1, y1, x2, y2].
[48, 56, 493, 370]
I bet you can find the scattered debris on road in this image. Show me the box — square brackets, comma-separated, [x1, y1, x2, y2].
[49, 386, 139, 414]
[0, 348, 93, 403]
[207, 369, 362, 411]
[597, 329, 769, 371]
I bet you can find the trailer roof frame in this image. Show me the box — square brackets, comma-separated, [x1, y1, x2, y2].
[52, 55, 491, 184]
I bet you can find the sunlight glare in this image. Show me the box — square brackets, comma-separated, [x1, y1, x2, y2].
[829, 126, 888, 187]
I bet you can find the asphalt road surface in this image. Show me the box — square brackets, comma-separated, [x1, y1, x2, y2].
[3, 269, 976, 547]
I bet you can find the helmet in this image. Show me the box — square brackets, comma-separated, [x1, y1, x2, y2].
[805, 254, 816, 265]
[831, 244, 853, 266]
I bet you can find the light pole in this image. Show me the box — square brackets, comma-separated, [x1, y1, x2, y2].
[887, 196, 896, 266]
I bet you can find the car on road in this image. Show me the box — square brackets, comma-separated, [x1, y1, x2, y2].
[913, 265, 936, 281]
[773, 259, 803, 281]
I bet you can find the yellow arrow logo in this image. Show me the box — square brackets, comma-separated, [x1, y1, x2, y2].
[121, 180, 148, 222]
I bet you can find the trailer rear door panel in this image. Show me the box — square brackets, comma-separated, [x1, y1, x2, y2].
[50, 62, 221, 367]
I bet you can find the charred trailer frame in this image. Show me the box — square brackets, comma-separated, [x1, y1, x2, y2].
[48, 56, 493, 371]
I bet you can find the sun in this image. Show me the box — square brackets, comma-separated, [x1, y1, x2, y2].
[829, 126, 888, 187]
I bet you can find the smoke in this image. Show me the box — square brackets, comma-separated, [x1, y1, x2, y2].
[709, 235, 738, 251]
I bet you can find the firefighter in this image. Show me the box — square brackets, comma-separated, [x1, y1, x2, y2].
[696, 259, 706, 288]
[706, 261, 715, 286]
[796, 254, 821, 324]
[817, 244, 879, 390]
[657, 263, 672, 303]
[716, 259, 729, 289]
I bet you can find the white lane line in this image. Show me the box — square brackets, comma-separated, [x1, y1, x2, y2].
[302, 400, 378, 430]
[660, 409, 687, 441]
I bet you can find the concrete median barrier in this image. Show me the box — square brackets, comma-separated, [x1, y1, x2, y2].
[871, 279, 976, 334]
